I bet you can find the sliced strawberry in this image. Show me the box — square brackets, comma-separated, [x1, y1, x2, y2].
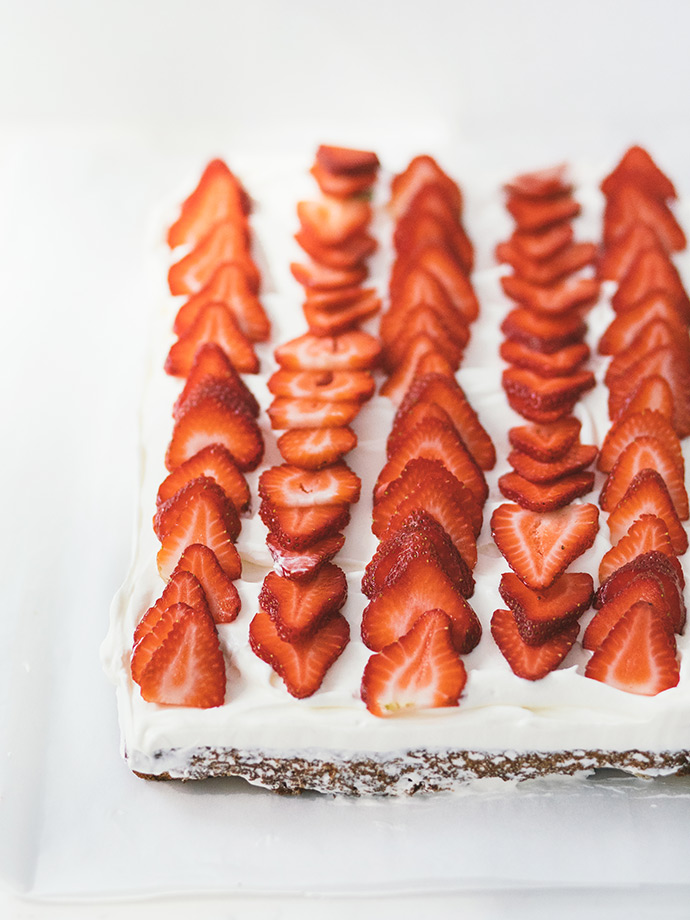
[588, 575, 676, 653]
[603, 185, 685, 252]
[156, 486, 242, 580]
[360, 550, 481, 653]
[584, 602, 679, 696]
[391, 246, 479, 323]
[491, 608, 579, 680]
[309, 162, 377, 199]
[166, 394, 264, 472]
[610, 246, 690, 318]
[363, 511, 474, 599]
[491, 502, 599, 590]
[394, 212, 473, 273]
[259, 563, 347, 642]
[599, 515, 676, 583]
[387, 265, 461, 326]
[497, 241, 596, 287]
[508, 443, 597, 484]
[274, 331, 381, 371]
[250, 608, 349, 699]
[379, 333, 461, 404]
[173, 343, 260, 420]
[414, 350, 457, 380]
[618, 374, 675, 423]
[601, 146, 677, 201]
[303, 297, 382, 338]
[498, 470, 595, 511]
[598, 291, 688, 356]
[500, 340, 590, 378]
[303, 284, 376, 310]
[599, 436, 687, 518]
[598, 223, 666, 282]
[173, 262, 270, 343]
[596, 551, 685, 631]
[599, 411, 681, 474]
[132, 602, 226, 708]
[168, 221, 259, 297]
[374, 417, 488, 507]
[501, 307, 587, 353]
[295, 227, 377, 271]
[504, 163, 572, 198]
[268, 369, 374, 402]
[387, 402, 461, 459]
[510, 223, 574, 262]
[259, 462, 361, 507]
[297, 196, 371, 245]
[167, 159, 250, 250]
[266, 531, 345, 580]
[388, 155, 462, 220]
[173, 543, 241, 625]
[315, 145, 380, 176]
[503, 366, 595, 411]
[165, 301, 259, 377]
[501, 275, 600, 316]
[373, 456, 483, 538]
[361, 610, 467, 717]
[267, 397, 361, 430]
[505, 192, 580, 231]
[153, 475, 240, 543]
[381, 307, 469, 371]
[259, 501, 350, 550]
[607, 469, 688, 554]
[608, 345, 690, 436]
[402, 182, 463, 226]
[605, 321, 690, 388]
[508, 417, 582, 462]
[276, 427, 357, 469]
[290, 260, 368, 291]
[499, 571, 593, 645]
[156, 444, 250, 513]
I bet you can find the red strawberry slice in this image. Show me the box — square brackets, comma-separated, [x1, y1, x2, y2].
[491, 608, 579, 680]
[379, 334, 461, 405]
[133, 570, 211, 676]
[584, 602, 679, 696]
[501, 275, 600, 316]
[309, 162, 377, 199]
[608, 345, 690, 437]
[503, 367, 595, 411]
[259, 500, 350, 550]
[598, 223, 667, 282]
[165, 301, 259, 377]
[619, 374, 675, 423]
[304, 284, 378, 311]
[363, 511, 474, 600]
[599, 515, 676, 583]
[132, 602, 226, 708]
[508, 443, 597, 484]
[315, 145, 380, 176]
[585, 576, 673, 651]
[607, 469, 688, 554]
[267, 397, 361, 430]
[395, 374, 496, 471]
[274, 331, 381, 371]
[173, 262, 270, 342]
[167, 159, 250, 250]
[598, 291, 688, 356]
[501, 307, 587, 353]
[415, 350, 457, 380]
[156, 487, 242, 581]
[303, 292, 381, 337]
[373, 456, 482, 539]
[491, 503, 599, 589]
[599, 435, 688, 519]
[387, 264, 462, 324]
[173, 344, 260, 420]
[498, 470, 595, 511]
[601, 146, 677, 201]
[387, 402, 462, 459]
[290, 260, 368, 291]
[508, 417, 582, 462]
[603, 185, 686, 252]
[156, 444, 250, 513]
[295, 227, 377, 271]
[374, 417, 488, 507]
[153, 476, 241, 543]
[510, 223, 574, 262]
[166, 394, 264, 472]
[599, 410, 682, 473]
[266, 532, 345, 580]
[391, 246, 479, 323]
[505, 192, 580, 231]
[497, 241, 596, 287]
[361, 610, 467, 718]
[259, 462, 361, 508]
[173, 543, 241, 625]
[360, 550, 481, 654]
[394, 212, 474, 273]
[268, 369, 375, 402]
[276, 427, 357, 470]
[168, 221, 259, 297]
[504, 164, 572, 198]
[596, 551, 685, 629]
[389, 155, 462, 219]
[381, 307, 469, 371]
[610, 246, 690, 318]
[259, 563, 347, 642]
[249, 609, 349, 699]
[605, 320, 690, 388]
[403, 182, 463, 226]
[500, 340, 590, 378]
[499, 571, 593, 645]
[297, 196, 371, 245]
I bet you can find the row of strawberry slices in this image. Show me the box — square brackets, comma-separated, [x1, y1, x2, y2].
[249, 146, 382, 698]
[584, 146, 689, 696]
[492, 164, 600, 680]
[360, 157, 495, 717]
[131, 161, 270, 709]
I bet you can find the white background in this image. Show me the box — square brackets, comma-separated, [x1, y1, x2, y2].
[3, 1, 690, 918]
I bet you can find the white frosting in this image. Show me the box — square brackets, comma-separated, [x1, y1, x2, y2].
[101, 156, 690, 777]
